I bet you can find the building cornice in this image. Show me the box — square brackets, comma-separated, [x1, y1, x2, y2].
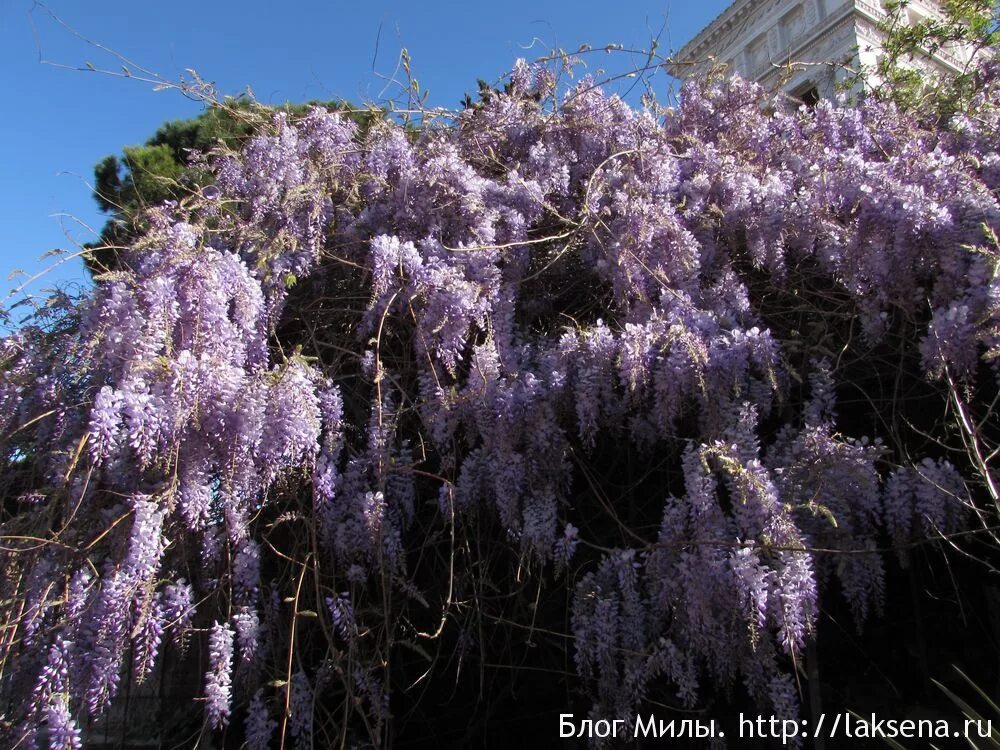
[670, 0, 857, 78]
[671, 0, 969, 79]
[751, 13, 857, 82]
[673, 0, 766, 63]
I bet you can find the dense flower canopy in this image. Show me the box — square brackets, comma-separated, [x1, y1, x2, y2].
[1, 58, 998, 747]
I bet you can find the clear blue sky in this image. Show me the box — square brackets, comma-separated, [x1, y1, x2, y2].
[0, 0, 730, 317]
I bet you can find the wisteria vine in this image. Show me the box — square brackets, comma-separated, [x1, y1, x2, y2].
[1, 55, 999, 747]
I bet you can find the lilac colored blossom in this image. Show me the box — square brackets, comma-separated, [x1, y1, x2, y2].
[730, 546, 771, 638]
[132, 595, 164, 683]
[233, 538, 261, 603]
[44, 696, 82, 750]
[87, 386, 122, 464]
[82, 578, 129, 716]
[774, 549, 817, 654]
[258, 361, 321, 482]
[245, 689, 276, 750]
[204, 621, 235, 728]
[121, 380, 163, 467]
[20, 553, 56, 648]
[884, 458, 969, 561]
[160, 579, 194, 649]
[65, 568, 93, 623]
[289, 670, 313, 746]
[769, 673, 801, 729]
[80, 496, 166, 716]
[1, 55, 997, 747]
[326, 592, 356, 642]
[32, 637, 72, 712]
[353, 668, 389, 731]
[553, 522, 579, 576]
[233, 605, 261, 672]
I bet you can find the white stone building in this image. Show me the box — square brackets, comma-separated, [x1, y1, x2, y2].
[670, 0, 979, 103]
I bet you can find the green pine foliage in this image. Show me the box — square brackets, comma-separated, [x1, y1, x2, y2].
[85, 97, 380, 274]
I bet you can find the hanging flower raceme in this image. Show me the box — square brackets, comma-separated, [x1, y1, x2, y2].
[0, 59, 995, 747]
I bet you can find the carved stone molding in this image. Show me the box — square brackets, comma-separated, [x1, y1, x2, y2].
[669, 0, 965, 92]
[804, 0, 820, 26]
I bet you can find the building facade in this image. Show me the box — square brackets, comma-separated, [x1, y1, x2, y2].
[670, 0, 978, 102]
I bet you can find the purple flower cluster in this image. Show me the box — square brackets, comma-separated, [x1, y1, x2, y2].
[1, 57, 996, 745]
[204, 621, 235, 728]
